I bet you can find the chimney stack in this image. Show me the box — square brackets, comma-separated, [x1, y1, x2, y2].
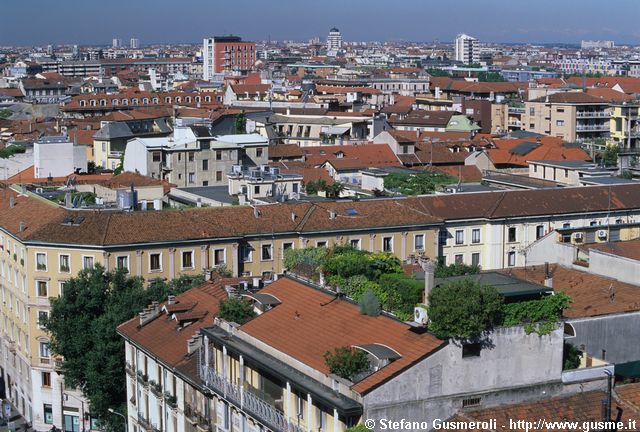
[65, 192, 72, 208]
[186, 334, 201, 355]
[9, 196, 15, 208]
[19, 222, 26, 232]
[420, 258, 437, 305]
[167, 295, 176, 305]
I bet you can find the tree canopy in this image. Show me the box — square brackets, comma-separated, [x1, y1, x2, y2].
[41, 266, 204, 429]
[323, 346, 370, 381]
[218, 297, 256, 324]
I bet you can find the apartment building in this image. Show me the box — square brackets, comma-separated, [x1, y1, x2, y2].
[227, 166, 304, 202]
[1, 183, 640, 429]
[523, 92, 611, 143]
[454, 34, 479, 64]
[117, 273, 612, 432]
[610, 102, 640, 149]
[203, 36, 256, 80]
[123, 128, 269, 187]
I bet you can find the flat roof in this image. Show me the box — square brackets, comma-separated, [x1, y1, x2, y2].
[433, 272, 552, 298]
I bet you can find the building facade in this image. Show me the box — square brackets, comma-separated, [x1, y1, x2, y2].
[203, 36, 256, 80]
[454, 34, 479, 64]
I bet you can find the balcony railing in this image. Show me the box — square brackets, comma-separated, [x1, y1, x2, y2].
[576, 124, 610, 131]
[137, 412, 152, 431]
[199, 365, 304, 432]
[576, 111, 610, 118]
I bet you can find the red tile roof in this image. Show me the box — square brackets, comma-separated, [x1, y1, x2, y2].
[240, 277, 444, 394]
[487, 137, 590, 167]
[302, 144, 401, 169]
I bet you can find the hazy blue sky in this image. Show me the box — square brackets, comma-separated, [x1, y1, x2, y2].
[1, 0, 639, 46]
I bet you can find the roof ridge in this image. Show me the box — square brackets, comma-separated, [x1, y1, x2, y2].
[296, 204, 317, 231]
[101, 213, 112, 246]
[485, 191, 508, 218]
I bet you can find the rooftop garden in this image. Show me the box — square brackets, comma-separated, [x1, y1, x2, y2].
[383, 172, 456, 195]
[285, 245, 571, 339]
[0, 144, 25, 159]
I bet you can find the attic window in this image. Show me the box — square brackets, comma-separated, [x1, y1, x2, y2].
[345, 208, 358, 216]
[462, 397, 481, 408]
[462, 343, 482, 358]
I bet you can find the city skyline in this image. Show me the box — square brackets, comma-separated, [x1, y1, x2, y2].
[1, 0, 639, 46]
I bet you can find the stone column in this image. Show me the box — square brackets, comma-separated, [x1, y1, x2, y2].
[102, 252, 111, 271]
[401, 232, 408, 260]
[136, 250, 143, 277]
[306, 393, 313, 432]
[231, 243, 239, 277]
[369, 234, 376, 252]
[168, 248, 176, 279]
[200, 245, 209, 271]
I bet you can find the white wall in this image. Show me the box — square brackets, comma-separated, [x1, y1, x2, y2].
[123, 139, 151, 176]
[34, 140, 86, 178]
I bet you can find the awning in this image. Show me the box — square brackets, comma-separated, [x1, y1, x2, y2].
[326, 125, 350, 135]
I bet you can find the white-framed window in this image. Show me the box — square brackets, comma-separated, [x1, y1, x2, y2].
[83, 256, 95, 269]
[508, 227, 517, 243]
[59, 281, 67, 296]
[241, 245, 253, 262]
[181, 251, 194, 269]
[455, 230, 464, 245]
[59, 254, 70, 273]
[350, 239, 361, 250]
[116, 255, 129, 272]
[471, 229, 481, 244]
[149, 253, 162, 272]
[536, 225, 545, 240]
[414, 234, 425, 251]
[261, 244, 273, 261]
[282, 242, 294, 255]
[316, 241, 327, 248]
[36, 280, 48, 297]
[36, 253, 47, 271]
[39, 341, 51, 359]
[471, 253, 480, 267]
[455, 254, 464, 264]
[382, 237, 393, 252]
[507, 251, 516, 267]
[213, 249, 226, 266]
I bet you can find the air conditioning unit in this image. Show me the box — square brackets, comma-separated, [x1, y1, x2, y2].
[36, 187, 44, 194]
[573, 232, 584, 240]
[414, 306, 428, 325]
[597, 229, 607, 239]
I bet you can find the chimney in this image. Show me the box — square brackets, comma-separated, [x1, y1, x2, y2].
[9, 196, 15, 208]
[186, 334, 201, 355]
[139, 301, 161, 326]
[167, 295, 176, 305]
[19, 222, 26, 232]
[420, 258, 437, 305]
[329, 209, 337, 220]
[253, 206, 261, 218]
[65, 192, 72, 208]
[291, 212, 297, 222]
[544, 262, 553, 288]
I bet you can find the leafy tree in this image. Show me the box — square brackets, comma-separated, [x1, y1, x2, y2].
[601, 145, 619, 166]
[325, 182, 345, 198]
[113, 154, 124, 175]
[426, 68, 450, 77]
[477, 72, 507, 82]
[0, 108, 12, 119]
[41, 267, 203, 430]
[427, 279, 504, 340]
[378, 273, 424, 317]
[324, 347, 370, 381]
[323, 247, 370, 279]
[0, 145, 26, 159]
[359, 289, 381, 316]
[383, 172, 454, 195]
[502, 292, 571, 335]
[305, 179, 327, 195]
[563, 343, 582, 370]
[234, 113, 247, 134]
[283, 247, 327, 272]
[218, 297, 256, 324]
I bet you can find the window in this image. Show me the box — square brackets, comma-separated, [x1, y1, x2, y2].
[202, 159, 209, 171]
[44, 404, 53, 424]
[216, 171, 223, 182]
[38, 311, 49, 328]
[529, 107, 535, 116]
[261, 244, 273, 261]
[254, 185, 260, 194]
[59, 281, 67, 295]
[215, 151, 222, 161]
[470, 229, 481, 244]
[241, 245, 253, 262]
[556, 120, 565, 126]
[59, 254, 70, 272]
[116, 256, 129, 272]
[188, 152, 195, 162]
[562, 223, 571, 229]
[149, 253, 162, 272]
[316, 241, 327, 248]
[590, 220, 598, 226]
[507, 251, 516, 267]
[39, 341, 51, 358]
[536, 225, 545, 240]
[214, 249, 225, 266]
[455, 254, 463, 264]
[350, 239, 361, 250]
[152, 151, 161, 162]
[556, 108, 565, 113]
[37, 281, 48, 297]
[42, 372, 51, 388]
[256, 148, 263, 158]
[83, 256, 94, 269]
[462, 342, 482, 358]
[471, 253, 480, 267]
[508, 227, 516, 243]
[181, 251, 194, 269]
[455, 230, 464, 245]
[383, 237, 393, 252]
[188, 173, 195, 184]
[414, 234, 425, 251]
[36, 253, 47, 271]
[283, 242, 294, 253]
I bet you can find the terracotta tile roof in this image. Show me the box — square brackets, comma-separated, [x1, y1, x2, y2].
[389, 110, 454, 127]
[302, 144, 401, 168]
[117, 277, 234, 368]
[585, 240, 640, 262]
[67, 129, 96, 146]
[6, 167, 114, 186]
[240, 276, 444, 394]
[102, 172, 166, 189]
[0, 188, 64, 240]
[617, 383, 640, 412]
[315, 85, 381, 95]
[229, 84, 272, 95]
[268, 144, 304, 159]
[585, 87, 635, 103]
[451, 388, 640, 431]
[530, 91, 610, 104]
[430, 78, 527, 95]
[487, 137, 590, 167]
[504, 265, 640, 318]
[422, 165, 483, 182]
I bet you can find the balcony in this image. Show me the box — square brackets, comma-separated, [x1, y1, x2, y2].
[137, 413, 152, 431]
[199, 365, 304, 432]
[125, 362, 135, 377]
[576, 124, 610, 132]
[576, 111, 610, 118]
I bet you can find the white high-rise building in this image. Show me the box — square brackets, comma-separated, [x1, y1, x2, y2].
[112, 38, 122, 49]
[581, 40, 615, 50]
[130, 38, 140, 49]
[327, 27, 343, 52]
[454, 33, 479, 64]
